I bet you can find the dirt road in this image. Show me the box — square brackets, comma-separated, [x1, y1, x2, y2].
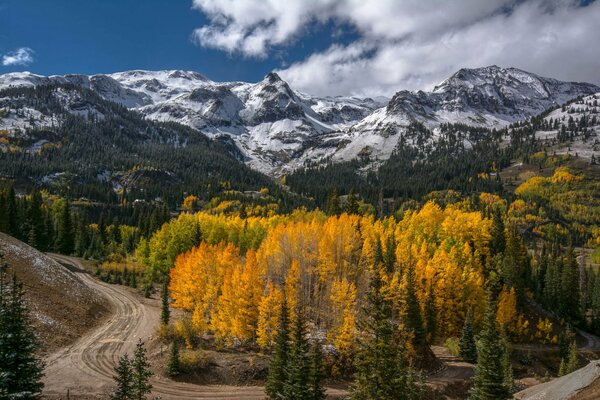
[43, 255, 271, 399]
[511, 328, 600, 354]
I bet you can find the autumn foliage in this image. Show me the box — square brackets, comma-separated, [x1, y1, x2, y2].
[168, 202, 497, 353]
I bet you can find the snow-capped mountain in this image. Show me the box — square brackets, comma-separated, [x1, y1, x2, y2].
[333, 66, 599, 165]
[0, 66, 597, 175]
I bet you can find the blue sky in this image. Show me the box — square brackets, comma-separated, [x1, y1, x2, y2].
[0, 0, 356, 82]
[1, 1, 599, 96]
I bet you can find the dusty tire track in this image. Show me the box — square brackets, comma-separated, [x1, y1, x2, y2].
[43, 255, 270, 399]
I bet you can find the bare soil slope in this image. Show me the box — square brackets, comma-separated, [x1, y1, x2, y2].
[0, 233, 109, 354]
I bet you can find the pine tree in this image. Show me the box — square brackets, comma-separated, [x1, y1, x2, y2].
[0, 257, 45, 398]
[308, 340, 326, 400]
[352, 268, 421, 400]
[559, 358, 567, 376]
[161, 280, 170, 326]
[565, 341, 579, 374]
[111, 354, 133, 400]
[5, 185, 19, 238]
[502, 334, 513, 393]
[284, 310, 310, 399]
[131, 340, 153, 400]
[345, 191, 360, 215]
[165, 340, 181, 377]
[424, 285, 437, 343]
[26, 190, 46, 250]
[459, 311, 477, 364]
[560, 249, 581, 322]
[490, 209, 506, 256]
[325, 189, 341, 216]
[404, 265, 425, 345]
[469, 296, 510, 400]
[265, 298, 290, 400]
[55, 199, 74, 255]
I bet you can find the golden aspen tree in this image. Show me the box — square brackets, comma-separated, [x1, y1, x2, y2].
[257, 282, 284, 350]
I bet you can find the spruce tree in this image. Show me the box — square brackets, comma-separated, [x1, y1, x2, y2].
[424, 285, 437, 343]
[404, 265, 425, 345]
[325, 189, 341, 216]
[490, 209, 506, 256]
[0, 257, 45, 398]
[5, 185, 19, 238]
[26, 190, 46, 251]
[352, 268, 420, 400]
[308, 340, 326, 400]
[55, 199, 74, 255]
[111, 354, 133, 400]
[284, 310, 310, 399]
[131, 340, 153, 400]
[565, 341, 579, 374]
[165, 340, 181, 377]
[502, 334, 513, 393]
[161, 280, 170, 326]
[469, 297, 510, 400]
[345, 191, 360, 215]
[265, 298, 290, 400]
[459, 311, 477, 363]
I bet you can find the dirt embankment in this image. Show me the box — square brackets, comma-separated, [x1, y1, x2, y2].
[0, 233, 109, 355]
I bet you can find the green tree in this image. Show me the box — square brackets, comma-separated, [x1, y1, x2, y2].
[565, 341, 579, 374]
[352, 268, 421, 400]
[490, 209, 506, 256]
[161, 280, 170, 326]
[308, 340, 326, 400]
[404, 265, 425, 345]
[131, 340, 153, 400]
[345, 191, 360, 215]
[560, 249, 581, 322]
[26, 190, 46, 251]
[424, 285, 437, 343]
[111, 354, 133, 400]
[165, 340, 181, 377]
[469, 296, 510, 400]
[265, 298, 290, 400]
[55, 199, 74, 254]
[325, 189, 341, 216]
[459, 311, 477, 363]
[0, 254, 45, 398]
[284, 310, 310, 399]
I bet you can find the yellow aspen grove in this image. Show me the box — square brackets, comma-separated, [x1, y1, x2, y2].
[329, 278, 357, 355]
[165, 201, 494, 350]
[497, 286, 518, 329]
[285, 260, 301, 324]
[256, 282, 284, 350]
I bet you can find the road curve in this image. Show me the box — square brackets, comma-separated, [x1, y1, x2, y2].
[42, 254, 270, 399]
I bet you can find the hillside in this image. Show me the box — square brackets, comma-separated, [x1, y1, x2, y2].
[0, 83, 290, 206]
[0, 233, 108, 354]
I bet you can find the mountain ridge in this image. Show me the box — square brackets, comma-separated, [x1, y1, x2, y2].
[1, 66, 598, 176]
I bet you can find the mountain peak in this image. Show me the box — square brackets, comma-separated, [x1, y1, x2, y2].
[264, 72, 283, 84]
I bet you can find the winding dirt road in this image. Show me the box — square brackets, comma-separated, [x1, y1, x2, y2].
[42, 255, 271, 399]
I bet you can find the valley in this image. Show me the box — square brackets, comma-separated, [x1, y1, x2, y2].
[1, 50, 600, 400]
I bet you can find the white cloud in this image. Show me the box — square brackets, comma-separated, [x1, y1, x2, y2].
[2, 47, 35, 67]
[191, 0, 600, 96]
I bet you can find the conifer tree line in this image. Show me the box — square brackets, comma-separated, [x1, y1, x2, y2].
[265, 300, 326, 400]
[0, 251, 45, 398]
[111, 340, 153, 400]
[0, 185, 170, 261]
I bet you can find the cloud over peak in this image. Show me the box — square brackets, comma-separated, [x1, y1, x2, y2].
[2, 47, 35, 67]
[191, 0, 600, 96]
